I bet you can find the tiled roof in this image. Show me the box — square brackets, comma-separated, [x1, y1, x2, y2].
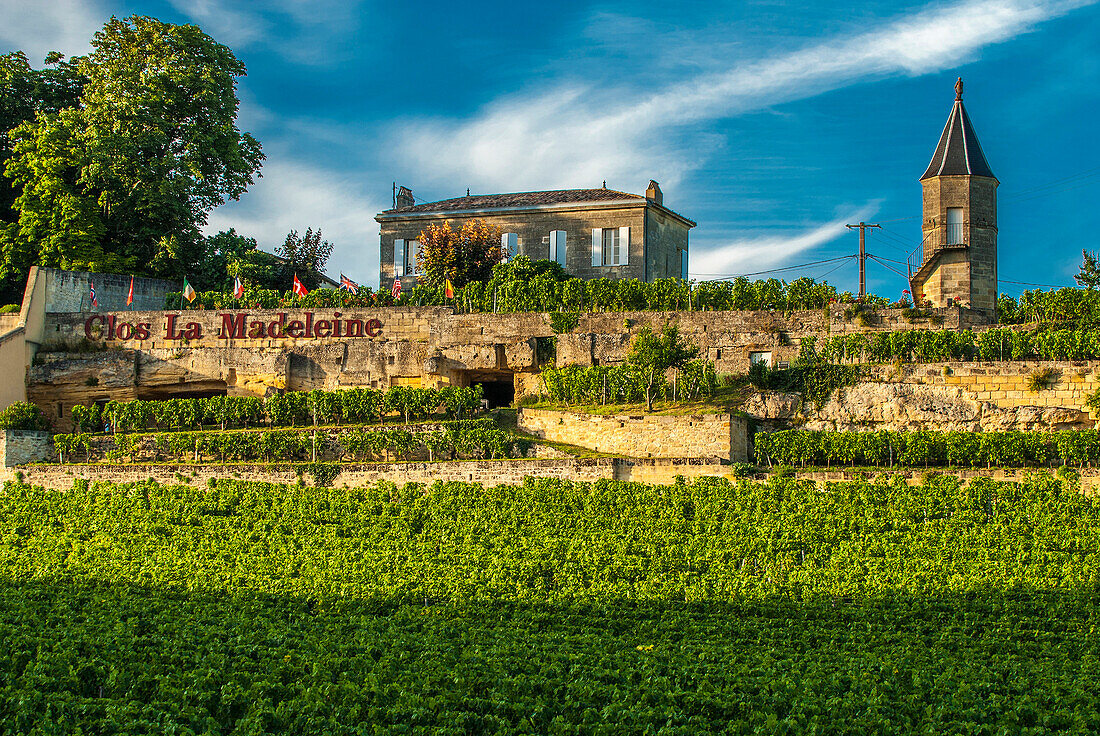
[383, 188, 644, 214]
[921, 79, 995, 181]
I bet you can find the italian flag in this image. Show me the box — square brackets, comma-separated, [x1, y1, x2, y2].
[182, 278, 197, 303]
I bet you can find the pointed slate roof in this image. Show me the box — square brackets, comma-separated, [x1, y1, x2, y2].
[920, 78, 995, 181]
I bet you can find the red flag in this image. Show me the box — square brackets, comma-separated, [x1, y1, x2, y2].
[444, 278, 454, 300]
[90, 280, 98, 308]
[391, 277, 402, 300]
[233, 276, 244, 299]
[292, 274, 308, 297]
[126, 275, 134, 306]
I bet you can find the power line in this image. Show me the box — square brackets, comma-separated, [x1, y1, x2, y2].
[1001, 278, 1073, 289]
[866, 254, 909, 280]
[693, 255, 855, 281]
[1001, 166, 1100, 202]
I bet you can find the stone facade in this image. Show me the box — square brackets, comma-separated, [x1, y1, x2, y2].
[912, 83, 998, 314]
[518, 408, 749, 462]
[0, 431, 53, 467]
[28, 303, 989, 431]
[914, 176, 998, 313]
[376, 189, 694, 288]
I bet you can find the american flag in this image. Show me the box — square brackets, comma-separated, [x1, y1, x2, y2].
[89, 280, 97, 308]
[391, 277, 402, 300]
[340, 274, 359, 294]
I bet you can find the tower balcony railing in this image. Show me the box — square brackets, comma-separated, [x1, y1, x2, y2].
[907, 222, 971, 281]
[931, 222, 970, 249]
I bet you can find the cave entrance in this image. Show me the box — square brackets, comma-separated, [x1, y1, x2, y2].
[466, 371, 515, 409]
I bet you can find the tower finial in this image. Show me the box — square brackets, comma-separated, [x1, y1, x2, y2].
[955, 77, 963, 101]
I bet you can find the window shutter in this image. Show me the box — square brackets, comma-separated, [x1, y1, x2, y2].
[591, 229, 602, 266]
[618, 226, 630, 266]
[681, 249, 688, 280]
[551, 230, 567, 266]
[409, 240, 420, 275]
[394, 239, 406, 277]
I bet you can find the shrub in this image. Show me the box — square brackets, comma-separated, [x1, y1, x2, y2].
[1027, 368, 1057, 393]
[0, 402, 51, 431]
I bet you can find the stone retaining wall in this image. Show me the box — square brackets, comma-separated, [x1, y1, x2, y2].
[791, 468, 1100, 495]
[893, 361, 1100, 413]
[518, 407, 748, 461]
[0, 431, 53, 467]
[746, 361, 1100, 432]
[3, 456, 733, 491]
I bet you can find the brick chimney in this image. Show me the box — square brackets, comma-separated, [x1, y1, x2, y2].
[395, 186, 414, 209]
[645, 180, 662, 205]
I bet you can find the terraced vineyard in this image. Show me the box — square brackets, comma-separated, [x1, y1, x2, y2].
[1, 474, 1098, 733]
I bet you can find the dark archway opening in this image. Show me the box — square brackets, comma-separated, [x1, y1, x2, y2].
[476, 378, 515, 409]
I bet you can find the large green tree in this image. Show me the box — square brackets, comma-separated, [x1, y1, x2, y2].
[0, 16, 263, 302]
[0, 52, 84, 246]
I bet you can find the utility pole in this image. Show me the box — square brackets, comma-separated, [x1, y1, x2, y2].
[846, 222, 881, 299]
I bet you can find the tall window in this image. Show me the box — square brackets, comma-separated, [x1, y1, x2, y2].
[394, 239, 406, 277]
[501, 232, 519, 262]
[946, 208, 964, 245]
[591, 227, 630, 266]
[550, 230, 567, 266]
[407, 240, 420, 275]
[602, 228, 619, 265]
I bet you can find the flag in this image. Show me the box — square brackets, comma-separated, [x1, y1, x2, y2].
[233, 276, 244, 299]
[126, 275, 134, 306]
[444, 278, 454, 299]
[340, 273, 359, 294]
[90, 280, 98, 308]
[391, 277, 402, 300]
[903, 289, 911, 295]
[182, 278, 197, 303]
[292, 274, 308, 297]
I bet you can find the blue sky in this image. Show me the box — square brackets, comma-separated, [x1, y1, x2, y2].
[2, 0, 1098, 296]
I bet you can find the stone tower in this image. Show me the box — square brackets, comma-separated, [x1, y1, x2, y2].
[910, 78, 998, 315]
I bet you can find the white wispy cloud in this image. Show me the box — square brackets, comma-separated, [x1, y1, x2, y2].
[0, 0, 101, 60]
[396, 0, 1094, 195]
[164, 0, 269, 49]
[164, 0, 365, 64]
[690, 203, 880, 278]
[205, 158, 383, 283]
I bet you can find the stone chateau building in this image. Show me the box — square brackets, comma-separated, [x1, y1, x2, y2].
[910, 78, 998, 314]
[376, 181, 695, 289]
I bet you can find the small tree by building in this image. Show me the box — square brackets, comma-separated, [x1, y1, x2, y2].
[1075, 250, 1100, 289]
[417, 219, 503, 289]
[627, 324, 696, 411]
[278, 228, 334, 289]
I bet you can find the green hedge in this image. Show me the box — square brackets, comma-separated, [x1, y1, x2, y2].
[540, 359, 717, 405]
[167, 257, 872, 314]
[52, 420, 528, 464]
[74, 386, 484, 433]
[816, 326, 1100, 363]
[755, 429, 1100, 468]
[998, 287, 1100, 324]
